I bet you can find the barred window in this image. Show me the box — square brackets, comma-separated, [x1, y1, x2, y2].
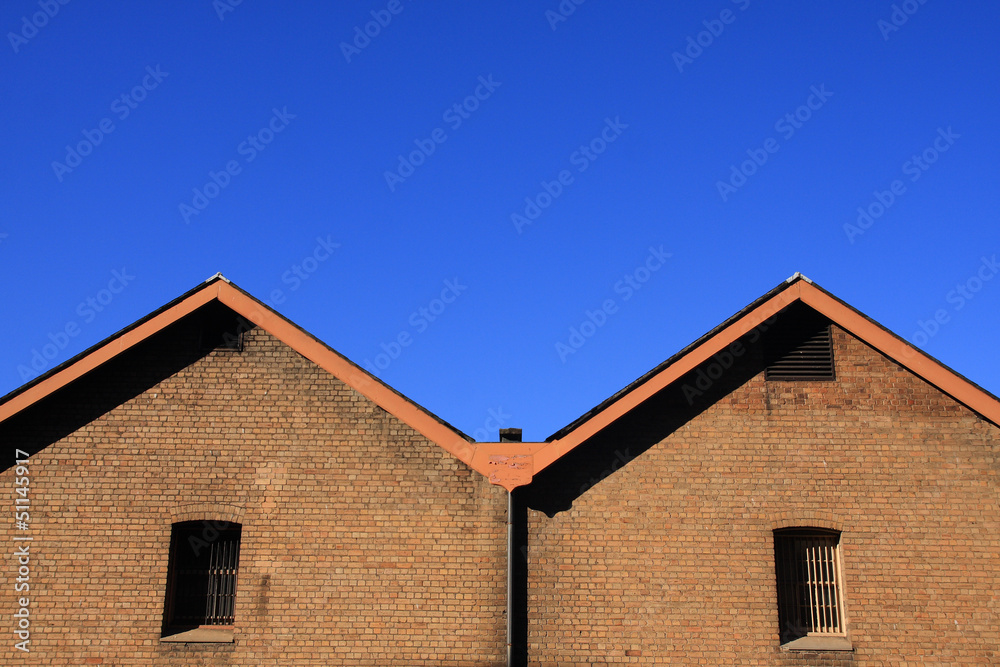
[773, 528, 849, 648]
[163, 521, 241, 635]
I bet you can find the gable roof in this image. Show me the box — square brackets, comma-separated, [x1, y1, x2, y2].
[4, 273, 998, 492]
[0, 274, 534, 488]
[527, 273, 1000, 479]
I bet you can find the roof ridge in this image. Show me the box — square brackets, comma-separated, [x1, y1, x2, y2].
[786, 272, 813, 284]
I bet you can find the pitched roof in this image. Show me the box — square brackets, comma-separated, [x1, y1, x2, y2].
[0, 274, 537, 488]
[527, 273, 1000, 478]
[4, 273, 998, 491]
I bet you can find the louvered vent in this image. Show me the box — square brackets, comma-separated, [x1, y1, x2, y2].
[195, 302, 247, 353]
[198, 329, 243, 353]
[765, 324, 834, 381]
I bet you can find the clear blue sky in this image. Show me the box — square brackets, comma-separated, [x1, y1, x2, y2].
[2, 1, 997, 441]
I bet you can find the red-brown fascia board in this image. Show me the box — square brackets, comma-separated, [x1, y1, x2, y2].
[0, 278, 503, 484]
[0, 281, 221, 422]
[530, 279, 1000, 479]
[4, 276, 998, 492]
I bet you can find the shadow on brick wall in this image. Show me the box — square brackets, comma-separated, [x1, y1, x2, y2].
[1, 302, 254, 467]
[523, 303, 830, 517]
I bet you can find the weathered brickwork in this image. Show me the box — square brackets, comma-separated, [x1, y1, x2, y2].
[525, 324, 1000, 665]
[2, 284, 998, 665]
[0, 326, 507, 666]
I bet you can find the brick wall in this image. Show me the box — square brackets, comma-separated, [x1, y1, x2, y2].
[0, 319, 507, 666]
[524, 321, 1000, 665]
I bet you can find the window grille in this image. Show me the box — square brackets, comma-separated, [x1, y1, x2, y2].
[165, 522, 241, 628]
[774, 529, 846, 643]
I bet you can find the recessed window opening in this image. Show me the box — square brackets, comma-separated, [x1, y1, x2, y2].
[163, 521, 241, 631]
[774, 528, 846, 645]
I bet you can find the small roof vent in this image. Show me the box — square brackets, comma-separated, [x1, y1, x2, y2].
[765, 323, 834, 381]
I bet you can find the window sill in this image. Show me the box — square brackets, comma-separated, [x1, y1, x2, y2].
[781, 635, 853, 652]
[161, 626, 234, 643]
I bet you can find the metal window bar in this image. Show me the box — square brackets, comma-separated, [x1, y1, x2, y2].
[205, 535, 240, 625]
[776, 531, 844, 640]
[168, 526, 240, 627]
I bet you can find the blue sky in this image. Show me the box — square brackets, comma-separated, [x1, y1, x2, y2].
[2, 1, 997, 441]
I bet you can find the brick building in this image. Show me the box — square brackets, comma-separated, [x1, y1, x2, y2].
[1, 273, 997, 665]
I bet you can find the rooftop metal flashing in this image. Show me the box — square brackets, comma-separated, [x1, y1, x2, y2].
[786, 271, 813, 284]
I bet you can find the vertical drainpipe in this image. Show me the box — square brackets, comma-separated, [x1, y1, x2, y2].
[499, 427, 522, 667]
[507, 489, 514, 667]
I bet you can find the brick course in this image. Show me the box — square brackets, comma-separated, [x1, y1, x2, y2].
[1, 325, 507, 666]
[524, 323, 1000, 665]
[2, 281, 998, 665]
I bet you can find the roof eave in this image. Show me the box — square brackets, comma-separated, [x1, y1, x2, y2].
[535, 276, 1000, 477]
[0, 277, 496, 482]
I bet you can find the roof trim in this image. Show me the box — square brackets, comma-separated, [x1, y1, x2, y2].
[532, 276, 1000, 477]
[0, 276, 511, 485]
[5, 274, 997, 491]
[0, 278, 224, 414]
